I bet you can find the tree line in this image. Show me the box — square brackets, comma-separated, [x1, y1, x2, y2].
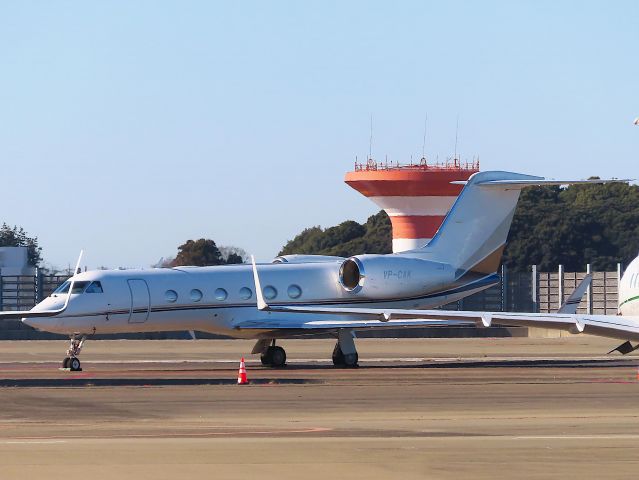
[5, 182, 638, 271]
[279, 182, 639, 272]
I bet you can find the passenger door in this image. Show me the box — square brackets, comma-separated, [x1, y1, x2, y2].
[127, 279, 150, 323]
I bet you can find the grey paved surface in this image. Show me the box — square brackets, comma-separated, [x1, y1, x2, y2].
[0, 338, 638, 479]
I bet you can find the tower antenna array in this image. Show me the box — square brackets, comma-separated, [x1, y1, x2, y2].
[454, 115, 460, 161]
[369, 114, 373, 160]
[422, 114, 428, 159]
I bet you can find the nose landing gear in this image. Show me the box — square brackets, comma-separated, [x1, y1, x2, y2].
[62, 335, 86, 372]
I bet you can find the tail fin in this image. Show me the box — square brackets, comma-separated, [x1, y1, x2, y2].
[401, 171, 541, 276]
[406, 171, 625, 276]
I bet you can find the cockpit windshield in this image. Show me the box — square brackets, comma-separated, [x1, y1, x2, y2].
[85, 281, 103, 293]
[52, 280, 101, 295]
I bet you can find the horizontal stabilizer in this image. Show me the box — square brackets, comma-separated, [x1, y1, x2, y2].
[450, 178, 631, 187]
[477, 178, 632, 189]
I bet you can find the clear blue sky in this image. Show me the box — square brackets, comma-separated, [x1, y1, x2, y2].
[1, 1, 637, 269]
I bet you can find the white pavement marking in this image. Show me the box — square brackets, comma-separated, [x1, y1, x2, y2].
[513, 434, 639, 440]
[0, 440, 67, 444]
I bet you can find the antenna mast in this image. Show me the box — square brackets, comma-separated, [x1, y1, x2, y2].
[369, 114, 373, 160]
[421, 114, 428, 159]
[454, 115, 459, 161]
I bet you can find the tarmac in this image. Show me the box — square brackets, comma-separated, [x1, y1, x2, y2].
[1, 337, 639, 479]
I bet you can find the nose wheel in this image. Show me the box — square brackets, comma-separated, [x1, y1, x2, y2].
[62, 335, 86, 372]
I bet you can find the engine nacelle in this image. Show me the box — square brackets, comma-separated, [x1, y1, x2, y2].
[273, 255, 345, 264]
[338, 254, 455, 299]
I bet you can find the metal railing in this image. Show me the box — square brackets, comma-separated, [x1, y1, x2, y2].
[0, 273, 68, 311]
[353, 157, 480, 172]
[533, 264, 621, 315]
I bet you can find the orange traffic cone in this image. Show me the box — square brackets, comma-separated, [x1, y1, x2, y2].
[237, 357, 249, 385]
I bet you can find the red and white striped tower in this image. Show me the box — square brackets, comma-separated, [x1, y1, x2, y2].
[345, 158, 479, 252]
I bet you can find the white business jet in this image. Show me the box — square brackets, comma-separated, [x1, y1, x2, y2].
[1, 171, 633, 371]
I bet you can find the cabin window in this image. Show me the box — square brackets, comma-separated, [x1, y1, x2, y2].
[239, 287, 252, 300]
[85, 281, 103, 293]
[190, 289, 203, 302]
[263, 285, 277, 300]
[287, 284, 302, 299]
[165, 290, 178, 302]
[214, 288, 228, 301]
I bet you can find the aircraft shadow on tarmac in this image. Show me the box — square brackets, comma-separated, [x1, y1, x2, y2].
[2, 357, 636, 388]
[282, 357, 639, 370]
[0, 378, 323, 388]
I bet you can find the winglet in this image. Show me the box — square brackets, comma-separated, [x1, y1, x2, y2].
[251, 255, 269, 311]
[0, 249, 84, 320]
[558, 274, 592, 314]
[60, 249, 84, 311]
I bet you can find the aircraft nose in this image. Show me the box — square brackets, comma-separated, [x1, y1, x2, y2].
[21, 298, 65, 332]
[22, 316, 48, 330]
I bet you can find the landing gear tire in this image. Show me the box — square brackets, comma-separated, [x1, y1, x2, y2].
[343, 353, 358, 368]
[63, 335, 86, 372]
[332, 343, 345, 367]
[261, 346, 287, 368]
[260, 352, 271, 366]
[332, 344, 358, 368]
[69, 357, 82, 372]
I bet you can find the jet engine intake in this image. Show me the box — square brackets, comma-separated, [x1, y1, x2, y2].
[338, 255, 455, 299]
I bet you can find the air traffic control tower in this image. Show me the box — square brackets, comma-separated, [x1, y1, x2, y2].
[345, 157, 480, 253]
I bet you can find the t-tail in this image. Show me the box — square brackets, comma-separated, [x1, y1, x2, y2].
[404, 171, 623, 278]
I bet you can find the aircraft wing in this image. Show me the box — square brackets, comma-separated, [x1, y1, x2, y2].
[242, 257, 639, 342]
[235, 305, 639, 342]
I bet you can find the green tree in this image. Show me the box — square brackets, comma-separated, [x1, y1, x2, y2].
[279, 212, 392, 257]
[218, 245, 247, 264]
[503, 183, 639, 271]
[170, 240, 247, 266]
[0, 223, 42, 266]
[225, 252, 244, 264]
[279, 182, 639, 271]
[172, 239, 224, 266]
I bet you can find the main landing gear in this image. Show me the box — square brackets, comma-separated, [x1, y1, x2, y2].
[253, 339, 287, 368]
[252, 330, 359, 368]
[62, 335, 86, 372]
[332, 329, 359, 368]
